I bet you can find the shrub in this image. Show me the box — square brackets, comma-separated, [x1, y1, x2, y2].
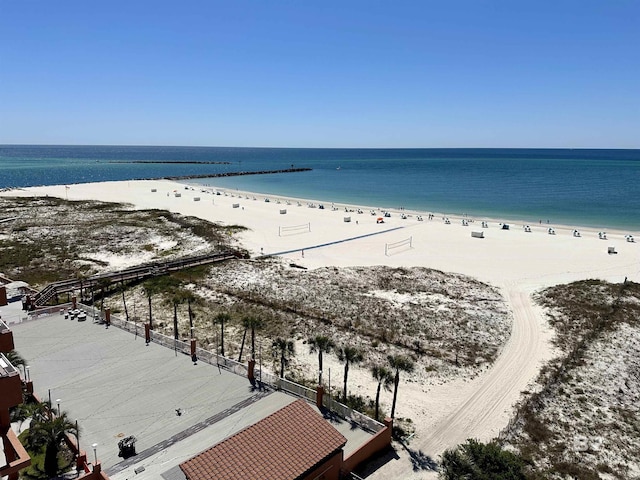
[440, 439, 528, 480]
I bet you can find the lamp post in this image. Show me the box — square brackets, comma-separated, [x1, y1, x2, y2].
[91, 443, 98, 465]
[75, 419, 79, 458]
[56, 399, 61, 416]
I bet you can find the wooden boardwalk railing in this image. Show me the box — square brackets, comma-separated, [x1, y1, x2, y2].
[34, 251, 239, 306]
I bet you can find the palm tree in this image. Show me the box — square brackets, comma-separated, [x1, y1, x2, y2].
[336, 345, 363, 402]
[75, 270, 86, 303]
[97, 277, 111, 312]
[29, 410, 78, 478]
[238, 319, 248, 362]
[186, 294, 196, 336]
[214, 313, 230, 357]
[388, 354, 415, 419]
[238, 316, 263, 361]
[371, 365, 393, 420]
[120, 278, 129, 322]
[143, 276, 182, 330]
[249, 316, 263, 360]
[272, 338, 295, 378]
[308, 335, 335, 384]
[142, 280, 158, 330]
[5, 350, 26, 368]
[170, 295, 183, 341]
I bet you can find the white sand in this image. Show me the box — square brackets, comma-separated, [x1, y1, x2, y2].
[4, 179, 639, 477]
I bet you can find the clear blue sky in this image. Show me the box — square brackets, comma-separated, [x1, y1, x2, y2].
[1, 0, 638, 148]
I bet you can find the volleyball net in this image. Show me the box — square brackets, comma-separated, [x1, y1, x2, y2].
[278, 222, 311, 237]
[385, 236, 413, 256]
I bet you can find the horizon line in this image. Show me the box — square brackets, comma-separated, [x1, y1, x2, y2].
[1, 143, 639, 151]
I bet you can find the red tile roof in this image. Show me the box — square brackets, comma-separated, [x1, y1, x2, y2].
[180, 399, 347, 480]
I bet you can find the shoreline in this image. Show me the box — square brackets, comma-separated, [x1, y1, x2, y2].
[186, 181, 639, 239]
[2, 179, 637, 286]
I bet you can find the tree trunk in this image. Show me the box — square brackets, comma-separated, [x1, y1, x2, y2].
[220, 318, 225, 357]
[238, 328, 247, 362]
[280, 350, 285, 378]
[121, 280, 129, 322]
[251, 327, 256, 360]
[343, 362, 349, 402]
[44, 443, 59, 477]
[391, 370, 400, 418]
[173, 303, 179, 340]
[375, 380, 383, 420]
[148, 294, 153, 330]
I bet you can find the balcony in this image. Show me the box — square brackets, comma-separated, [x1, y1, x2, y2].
[0, 353, 22, 409]
[0, 318, 15, 352]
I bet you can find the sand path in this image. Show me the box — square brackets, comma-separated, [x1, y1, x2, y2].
[371, 285, 553, 478]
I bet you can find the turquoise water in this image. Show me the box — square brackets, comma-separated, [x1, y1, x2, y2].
[1, 145, 638, 230]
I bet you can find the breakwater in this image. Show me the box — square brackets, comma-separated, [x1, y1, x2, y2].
[110, 160, 231, 165]
[162, 167, 312, 181]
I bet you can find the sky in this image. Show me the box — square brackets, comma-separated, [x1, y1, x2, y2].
[0, 1, 638, 148]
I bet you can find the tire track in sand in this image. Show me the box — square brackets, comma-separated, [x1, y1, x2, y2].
[416, 287, 546, 458]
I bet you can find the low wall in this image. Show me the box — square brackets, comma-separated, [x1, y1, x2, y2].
[342, 418, 393, 474]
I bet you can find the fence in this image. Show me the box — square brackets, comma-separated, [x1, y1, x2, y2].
[279, 378, 317, 404]
[327, 396, 385, 434]
[88, 304, 384, 434]
[16, 302, 75, 325]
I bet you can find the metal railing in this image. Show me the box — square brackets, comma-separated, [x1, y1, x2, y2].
[92, 304, 384, 434]
[0, 352, 19, 375]
[27, 303, 74, 321]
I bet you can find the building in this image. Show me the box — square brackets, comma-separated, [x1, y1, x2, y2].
[0, 317, 31, 480]
[180, 399, 347, 480]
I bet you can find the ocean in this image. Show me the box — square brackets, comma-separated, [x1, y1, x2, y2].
[1, 145, 638, 230]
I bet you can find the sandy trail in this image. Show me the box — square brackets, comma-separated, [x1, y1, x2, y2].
[363, 285, 554, 479]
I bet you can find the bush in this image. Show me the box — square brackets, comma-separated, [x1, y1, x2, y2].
[440, 439, 528, 480]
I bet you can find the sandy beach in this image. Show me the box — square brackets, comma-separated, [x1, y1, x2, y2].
[4, 179, 639, 478]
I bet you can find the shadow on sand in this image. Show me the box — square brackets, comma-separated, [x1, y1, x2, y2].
[399, 440, 439, 472]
